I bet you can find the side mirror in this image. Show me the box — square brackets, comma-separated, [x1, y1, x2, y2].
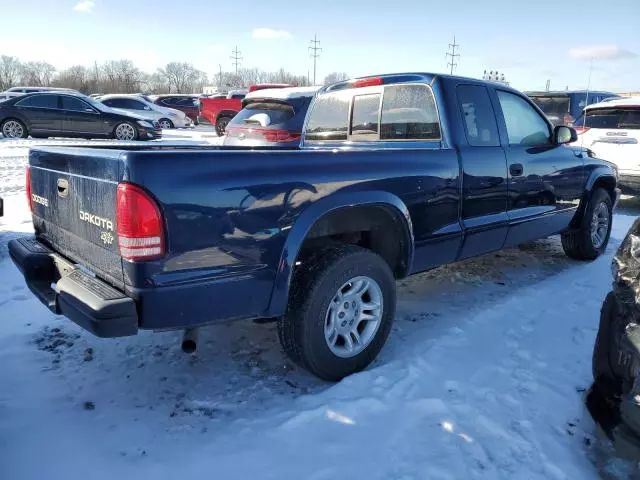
[554, 125, 578, 145]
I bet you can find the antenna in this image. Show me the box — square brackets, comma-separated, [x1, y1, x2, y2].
[230, 46, 242, 75]
[581, 57, 594, 149]
[446, 35, 460, 75]
[309, 34, 322, 85]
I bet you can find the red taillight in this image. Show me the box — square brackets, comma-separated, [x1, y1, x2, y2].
[226, 127, 301, 143]
[26, 166, 32, 211]
[262, 129, 301, 143]
[352, 77, 384, 88]
[116, 183, 165, 261]
[574, 126, 590, 135]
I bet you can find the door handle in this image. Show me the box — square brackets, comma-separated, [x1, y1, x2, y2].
[509, 163, 524, 177]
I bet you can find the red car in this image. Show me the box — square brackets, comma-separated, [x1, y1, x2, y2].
[150, 94, 201, 125]
[200, 84, 294, 136]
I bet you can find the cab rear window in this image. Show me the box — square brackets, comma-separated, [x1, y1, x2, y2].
[575, 108, 640, 130]
[305, 83, 440, 142]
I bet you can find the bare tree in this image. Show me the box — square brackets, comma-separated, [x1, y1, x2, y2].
[323, 72, 349, 85]
[53, 65, 90, 92]
[0, 55, 21, 90]
[99, 59, 143, 93]
[19, 61, 56, 86]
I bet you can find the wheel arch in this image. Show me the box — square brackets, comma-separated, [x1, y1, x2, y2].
[215, 110, 238, 123]
[570, 167, 617, 229]
[266, 191, 414, 317]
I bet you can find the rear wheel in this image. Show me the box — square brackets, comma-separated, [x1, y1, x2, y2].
[562, 188, 612, 260]
[215, 116, 232, 136]
[113, 122, 138, 141]
[159, 118, 174, 129]
[278, 245, 396, 381]
[1, 119, 28, 139]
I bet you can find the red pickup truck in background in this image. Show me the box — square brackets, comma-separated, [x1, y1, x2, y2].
[200, 84, 294, 136]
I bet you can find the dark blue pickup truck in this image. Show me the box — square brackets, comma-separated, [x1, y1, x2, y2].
[9, 73, 619, 380]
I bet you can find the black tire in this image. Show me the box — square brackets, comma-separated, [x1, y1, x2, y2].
[1, 118, 28, 139]
[215, 116, 232, 136]
[561, 188, 612, 260]
[159, 118, 174, 129]
[278, 244, 396, 381]
[593, 292, 625, 399]
[113, 122, 139, 141]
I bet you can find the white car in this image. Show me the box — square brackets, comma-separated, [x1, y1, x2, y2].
[97, 94, 193, 129]
[574, 97, 640, 194]
[0, 92, 24, 102]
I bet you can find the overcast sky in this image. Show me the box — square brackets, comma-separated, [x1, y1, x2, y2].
[1, 0, 639, 91]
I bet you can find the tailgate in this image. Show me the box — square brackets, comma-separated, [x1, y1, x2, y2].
[29, 147, 124, 286]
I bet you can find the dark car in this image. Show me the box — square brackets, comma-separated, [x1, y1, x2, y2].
[9, 72, 619, 382]
[526, 90, 620, 126]
[151, 95, 201, 124]
[223, 86, 321, 147]
[591, 218, 640, 436]
[0, 92, 161, 140]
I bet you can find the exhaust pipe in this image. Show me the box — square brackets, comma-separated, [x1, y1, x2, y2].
[181, 327, 199, 354]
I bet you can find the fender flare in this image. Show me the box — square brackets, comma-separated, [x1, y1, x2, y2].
[573, 166, 617, 228]
[266, 191, 414, 317]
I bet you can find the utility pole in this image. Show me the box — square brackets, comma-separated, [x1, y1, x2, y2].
[218, 64, 223, 88]
[309, 34, 322, 85]
[446, 35, 460, 75]
[230, 46, 242, 75]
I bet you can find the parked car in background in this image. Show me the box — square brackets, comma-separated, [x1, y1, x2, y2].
[591, 217, 640, 440]
[7, 86, 78, 94]
[0, 91, 161, 140]
[97, 94, 193, 129]
[200, 86, 288, 135]
[224, 86, 321, 147]
[526, 90, 620, 126]
[0, 92, 24, 102]
[150, 94, 201, 125]
[573, 97, 640, 194]
[9, 72, 619, 381]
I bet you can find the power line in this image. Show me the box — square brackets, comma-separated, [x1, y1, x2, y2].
[446, 35, 460, 75]
[230, 46, 242, 75]
[309, 34, 322, 85]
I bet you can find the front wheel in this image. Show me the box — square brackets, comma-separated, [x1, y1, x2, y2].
[1, 119, 28, 139]
[159, 118, 174, 129]
[278, 245, 396, 381]
[215, 116, 232, 136]
[561, 188, 612, 260]
[113, 122, 138, 141]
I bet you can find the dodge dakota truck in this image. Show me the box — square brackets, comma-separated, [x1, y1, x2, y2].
[9, 73, 619, 380]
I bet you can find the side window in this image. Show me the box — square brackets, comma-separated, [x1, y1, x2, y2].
[162, 97, 177, 105]
[126, 99, 147, 110]
[61, 96, 91, 112]
[350, 94, 381, 137]
[27, 94, 59, 109]
[102, 98, 120, 108]
[497, 91, 551, 146]
[380, 84, 440, 140]
[456, 85, 499, 147]
[305, 91, 350, 141]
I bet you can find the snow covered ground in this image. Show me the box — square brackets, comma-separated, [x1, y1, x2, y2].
[1, 140, 639, 479]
